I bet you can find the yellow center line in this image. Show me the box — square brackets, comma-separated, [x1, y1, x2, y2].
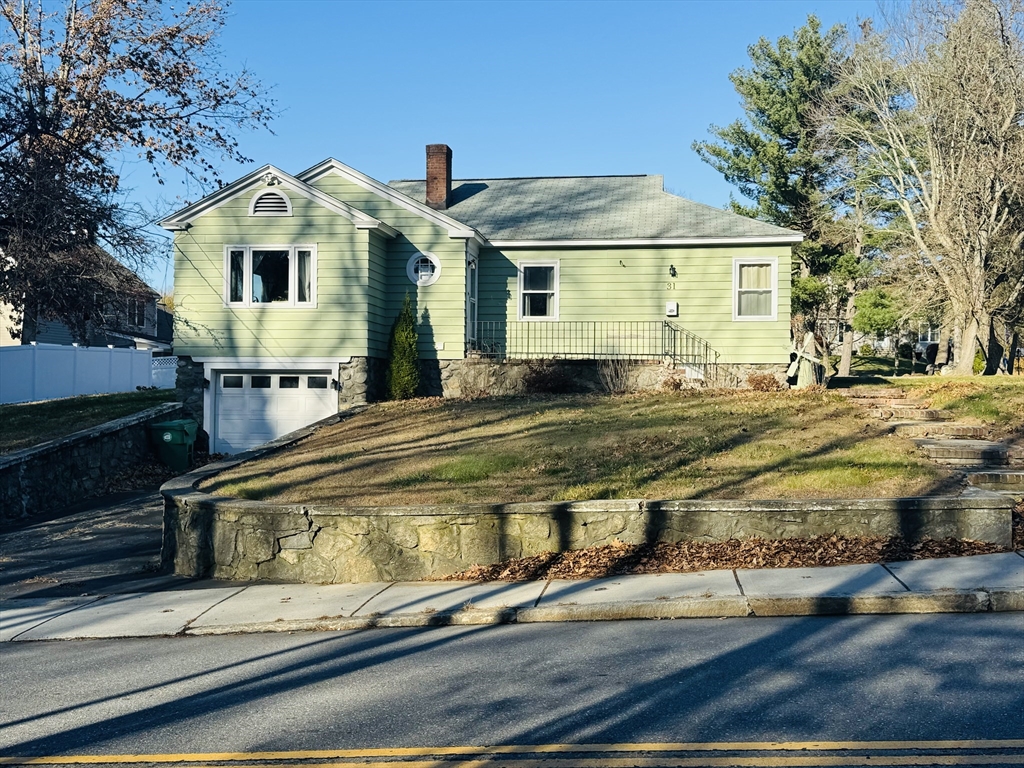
[1, 741, 1022, 765]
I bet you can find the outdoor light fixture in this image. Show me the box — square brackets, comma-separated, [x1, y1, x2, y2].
[331, 378, 341, 391]
[202, 378, 210, 389]
[669, 265, 677, 277]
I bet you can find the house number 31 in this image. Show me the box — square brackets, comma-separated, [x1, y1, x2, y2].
[665, 282, 676, 290]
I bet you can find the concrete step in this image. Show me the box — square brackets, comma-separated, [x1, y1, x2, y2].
[892, 422, 991, 440]
[967, 470, 1024, 493]
[871, 407, 950, 421]
[914, 438, 1009, 467]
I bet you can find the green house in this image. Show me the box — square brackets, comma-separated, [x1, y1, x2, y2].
[163, 144, 801, 453]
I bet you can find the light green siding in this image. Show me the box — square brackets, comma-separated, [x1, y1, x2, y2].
[478, 245, 792, 364]
[307, 174, 466, 360]
[173, 191, 373, 358]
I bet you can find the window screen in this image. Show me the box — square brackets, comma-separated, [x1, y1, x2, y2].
[737, 263, 773, 318]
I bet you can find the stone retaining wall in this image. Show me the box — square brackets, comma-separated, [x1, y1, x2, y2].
[1, 402, 183, 524]
[162, 456, 1014, 583]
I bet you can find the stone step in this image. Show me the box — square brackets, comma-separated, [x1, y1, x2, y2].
[891, 422, 991, 439]
[967, 470, 1024, 492]
[839, 388, 908, 400]
[914, 438, 1009, 467]
[853, 398, 924, 408]
[870, 407, 950, 421]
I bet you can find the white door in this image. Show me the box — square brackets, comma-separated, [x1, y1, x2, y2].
[214, 371, 335, 454]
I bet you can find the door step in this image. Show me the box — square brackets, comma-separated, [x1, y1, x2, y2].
[839, 388, 907, 400]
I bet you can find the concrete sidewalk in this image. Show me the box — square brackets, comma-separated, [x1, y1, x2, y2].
[2, 552, 1022, 641]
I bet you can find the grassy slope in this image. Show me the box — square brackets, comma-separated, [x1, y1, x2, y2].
[886, 377, 1024, 439]
[203, 390, 953, 505]
[0, 390, 173, 454]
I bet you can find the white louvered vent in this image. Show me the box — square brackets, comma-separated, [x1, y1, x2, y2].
[251, 191, 290, 216]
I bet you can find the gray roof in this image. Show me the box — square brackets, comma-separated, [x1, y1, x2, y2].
[387, 175, 799, 241]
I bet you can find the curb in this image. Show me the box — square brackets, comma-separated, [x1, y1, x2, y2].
[181, 588, 1023, 637]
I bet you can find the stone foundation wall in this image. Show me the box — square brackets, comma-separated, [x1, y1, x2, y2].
[434, 359, 791, 398]
[1, 403, 183, 525]
[338, 357, 386, 407]
[175, 356, 206, 449]
[162, 471, 1013, 583]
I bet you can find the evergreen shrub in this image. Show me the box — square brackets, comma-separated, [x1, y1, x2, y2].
[387, 294, 420, 400]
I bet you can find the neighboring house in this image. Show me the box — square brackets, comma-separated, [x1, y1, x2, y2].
[0, 254, 172, 352]
[162, 144, 802, 453]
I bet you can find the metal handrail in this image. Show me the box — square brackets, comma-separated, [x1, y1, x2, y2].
[467, 320, 721, 379]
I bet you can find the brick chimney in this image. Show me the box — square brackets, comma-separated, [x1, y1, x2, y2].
[426, 144, 452, 210]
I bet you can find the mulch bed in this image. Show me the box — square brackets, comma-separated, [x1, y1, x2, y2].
[445, 503, 1023, 582]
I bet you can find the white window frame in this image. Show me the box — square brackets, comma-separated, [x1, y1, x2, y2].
[517, 260, 559, 322]
[127, 298, 147, 328]
[248, 190, 293, 217]
[406, 251, 442, 287]
[224, 245, 317, 308]
[732, 257, 778, 322]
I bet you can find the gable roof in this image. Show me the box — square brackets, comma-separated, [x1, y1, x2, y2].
[388, 174, 803, 245]
[296, 158, 479, 240]
[159, 164, 396, 236]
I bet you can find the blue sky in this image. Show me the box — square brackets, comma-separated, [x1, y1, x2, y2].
[136, 0, 878, 293]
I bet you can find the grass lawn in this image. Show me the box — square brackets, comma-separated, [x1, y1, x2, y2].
[841, 354, 928, 377]
[203, 390, 955, 506]
[0, 390, 174, 454]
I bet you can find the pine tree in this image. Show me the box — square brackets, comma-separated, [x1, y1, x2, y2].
[386, 294, 420, 400]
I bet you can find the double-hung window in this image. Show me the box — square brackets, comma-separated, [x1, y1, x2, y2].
[225, 245, 316, 308]
[733, 258, 777, 321]
[127, 299, 146, 328]
[518, 261, 559, 321]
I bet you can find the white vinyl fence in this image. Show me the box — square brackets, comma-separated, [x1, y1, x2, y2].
[0, 343, 154, 405]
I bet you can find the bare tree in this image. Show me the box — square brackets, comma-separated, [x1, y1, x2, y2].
[826, 0, 1024, 375]
[0, 0, 273, 341]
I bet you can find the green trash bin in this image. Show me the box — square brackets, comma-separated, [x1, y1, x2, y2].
[149, 419, 198, 472]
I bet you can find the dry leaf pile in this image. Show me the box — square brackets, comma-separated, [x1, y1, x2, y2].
[445, 512, 1021, 582]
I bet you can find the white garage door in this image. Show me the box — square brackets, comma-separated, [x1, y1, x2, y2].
[214, 371, 336, 454]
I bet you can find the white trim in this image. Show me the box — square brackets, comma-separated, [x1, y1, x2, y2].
[406, 252, 442, 287]
[517, 260, 560, 322]
[197, 357, 351, 367]
[248, 190, 293, 217]
[489, 235, 803, 248]
[732, 257, 779, 322]
[297, 158, 482, 241]
[224, 244, 318, 309]
[160, 164, 396, 237]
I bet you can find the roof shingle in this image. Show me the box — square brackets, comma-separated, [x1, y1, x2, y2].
[387, 175, 800, 241]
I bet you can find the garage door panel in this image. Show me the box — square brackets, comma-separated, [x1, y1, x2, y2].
[214, 371, 336, 454]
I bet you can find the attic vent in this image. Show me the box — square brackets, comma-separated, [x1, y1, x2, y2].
[250, 191, 291, 216]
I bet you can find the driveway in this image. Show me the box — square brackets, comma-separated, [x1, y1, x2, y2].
[0, 491, 193, 598]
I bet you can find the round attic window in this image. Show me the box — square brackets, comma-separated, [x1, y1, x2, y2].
[407, 252, 441, 286]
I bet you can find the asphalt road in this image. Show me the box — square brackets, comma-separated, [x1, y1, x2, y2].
[1, 614, 1021, 762]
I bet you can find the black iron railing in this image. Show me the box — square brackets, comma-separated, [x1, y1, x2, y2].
[468, 320, 720, 376]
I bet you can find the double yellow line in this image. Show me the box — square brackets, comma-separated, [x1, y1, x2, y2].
[1, 740, 1022, 767]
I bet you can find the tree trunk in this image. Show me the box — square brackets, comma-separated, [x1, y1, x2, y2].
[982, 316, 1002, 376]
[936, 323, 950, 369]
[951, 318, 980, 376]
[837, 282, 856, 377]
[1007, 330, 1019, 375]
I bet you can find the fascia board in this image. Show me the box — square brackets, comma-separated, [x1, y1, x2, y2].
[158, 165, 391, 234]
[486, 234, 804, 248]
[297, 158, 483, 241]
